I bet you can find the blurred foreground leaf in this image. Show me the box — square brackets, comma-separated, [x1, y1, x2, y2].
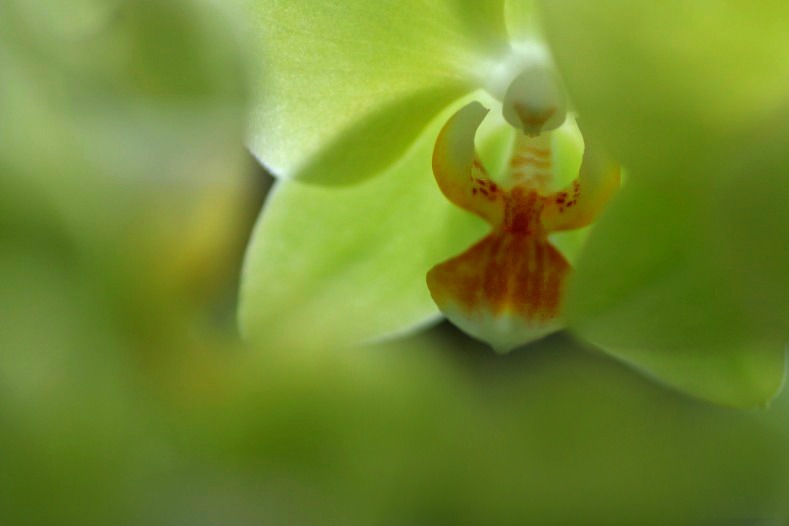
[0, 1, 253, 522]
[172, 333, 789, 525]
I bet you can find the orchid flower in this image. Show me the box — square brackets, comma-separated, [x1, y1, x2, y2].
[239, 0, 788, 407]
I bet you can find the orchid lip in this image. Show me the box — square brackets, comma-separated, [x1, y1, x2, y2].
[427, 102, 620, 352]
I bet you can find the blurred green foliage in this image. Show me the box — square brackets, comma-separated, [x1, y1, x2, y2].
[1, 0, 788, 525]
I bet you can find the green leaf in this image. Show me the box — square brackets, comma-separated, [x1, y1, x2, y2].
[245, 0, 509, 184]
[239, 96, 512, 349]
[537, 0, 789, 174]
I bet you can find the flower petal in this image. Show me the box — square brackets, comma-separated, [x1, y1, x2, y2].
[537, 0, 789, 173]
[589, 339, 785, 409]
[706, 115, 789, 346]
[246, 0, 510, 184]
[238, 96, 523, 349]
[566, 175, 786, 407]
[504, 0, 538, 42]
[538, 0, 789, 405]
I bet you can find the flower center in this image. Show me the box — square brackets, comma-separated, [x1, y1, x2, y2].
[483, 41, 568, 136]
[426, 102, 620, 352]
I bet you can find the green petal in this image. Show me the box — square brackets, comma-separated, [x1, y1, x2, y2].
[706, 116, 789, 345]
[588, 339, 785, 409]
[245, 0, 509, 184]
[537, 0, 789, 173]
[239, 95, 521, 349]
[504, 0, 538, 42]
[537, 0, 788, 405]
[566, 174, 786, 407]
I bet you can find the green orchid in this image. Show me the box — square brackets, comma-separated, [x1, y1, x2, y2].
[5, 1, 789, 523]
[240, 0, 788, 407]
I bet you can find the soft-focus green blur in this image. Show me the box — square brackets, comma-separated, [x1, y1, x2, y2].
[1, 1, 788, 525]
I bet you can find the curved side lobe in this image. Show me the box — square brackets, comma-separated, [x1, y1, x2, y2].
[432, 102, 505, 226]
[541, 121, 620, 231]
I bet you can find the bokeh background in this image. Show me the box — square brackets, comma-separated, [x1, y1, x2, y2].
[1, 1, 788, 524]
